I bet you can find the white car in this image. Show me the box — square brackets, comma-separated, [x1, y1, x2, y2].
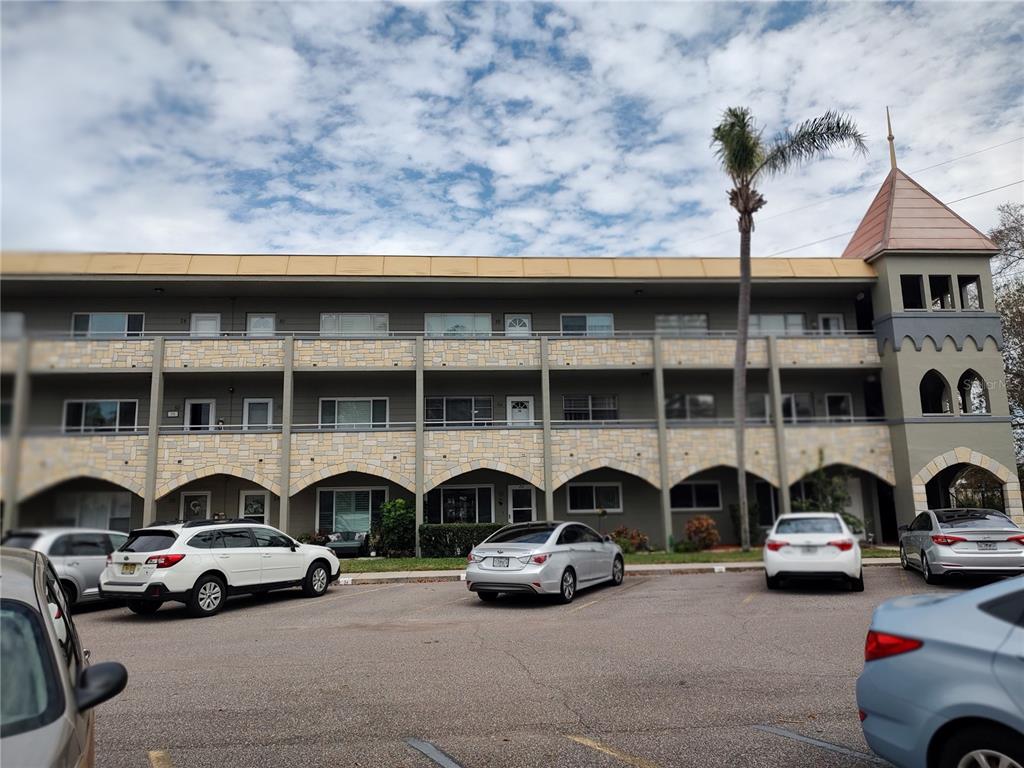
[763, 512, 863, 591]
[99, 520, 341, 617]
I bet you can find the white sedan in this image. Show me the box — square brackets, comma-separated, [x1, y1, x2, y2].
[763, 512, 863, 591]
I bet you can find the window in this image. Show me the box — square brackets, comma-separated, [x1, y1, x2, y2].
[189, 313, 221, 336]
[239, 490, 270, 523]
[53, 490, 132, 531]
[221, 529, 256, 548]
[486, 524, 557, 544]
[180, 491, 211, 522]
[425, 486, 492, 524]
[246, 313, 276, 337]
[656, 314, 709, 335]
[980, 590, 1024, 629]
[900, 275, 925, 310]
[774, 517, 842, 534]
[749, 314, 804, 335]
[756, 482, 778, 527]
[424, 313, 491, 337]
[253, 528, 292, 547]
[562, 395, 617, 422]
[560, 313, 614, 337]
[957, 370, 990, 414]
[936, 510, 1013, 530]
[825, 393, 853, 422]
[782, 393, 814, 423]
[187, 531, 224, 549]
[71, 312, 144, 338]
[958, 276, 983, 310]
[184, 399, 216, 430]
[817, 314, 845, 335]
[320, 398, 388, 429]
[122, 530, 177, 552]
[909, 513, 933, 532]
[0, 600, 62, 738]
[746, 393, 770, 424]
[318, 488, 387, 533]
[670, 482, 721, 510]
[567, 483, 622, 514]
[55, 533, 113, 557]
[0, 312, 24, 339]
[666, 394, 716, 420]
[63, 400, 137, 433]
[243, 398, 273, 430]
[0, 401, 11, 432]
[320, 313, 389, 337]
[504, 314, 532, 337]
[920, 370, 953, 415]
[425, 396, 492, 427]
[929, 275, 954, 310]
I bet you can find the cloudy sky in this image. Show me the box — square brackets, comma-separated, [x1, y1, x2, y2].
[2, 1, 1022, 258]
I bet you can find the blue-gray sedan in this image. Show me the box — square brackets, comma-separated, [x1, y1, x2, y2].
[856, 576, 1024, 768]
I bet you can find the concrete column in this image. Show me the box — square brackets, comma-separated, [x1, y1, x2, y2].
[540, 336, 554, 521]
[2, 338, 31, 534]
[767, 336, 791, 517]
[142, 336, 164, 526]
[414, 336, 425, 554]
[278, 336, 294, 534]
[652, 335, 673, 549]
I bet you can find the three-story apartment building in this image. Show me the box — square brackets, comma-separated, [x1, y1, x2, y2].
[1, 167, 1020, 550]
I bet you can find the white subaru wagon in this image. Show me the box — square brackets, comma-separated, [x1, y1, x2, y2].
[100, 520, 340, 617]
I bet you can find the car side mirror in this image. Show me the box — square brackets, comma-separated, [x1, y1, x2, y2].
[76, 662, 128, 712]
[897, 525, 908, 533]
[604, 535, 612, 543]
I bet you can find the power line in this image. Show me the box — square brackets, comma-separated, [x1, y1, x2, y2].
[946, 179, 1024, 204]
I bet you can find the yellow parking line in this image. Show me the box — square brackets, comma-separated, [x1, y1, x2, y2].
[568, 599, 600, 614]
[741, 593, 756, 606]
[148, 750, 173, 768]
[566, 735, 660, 768]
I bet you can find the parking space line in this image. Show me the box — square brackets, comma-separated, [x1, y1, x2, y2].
[272, 584, 398, 611]
[406, 738, 465, 768]
[568, 598, 600, 614]
[741, 593, 756, 605]
[753, 725, 887, 764]
[567, 735, 660, 768]
[147, 750, 173, 768]
[568, 577, 649, 614]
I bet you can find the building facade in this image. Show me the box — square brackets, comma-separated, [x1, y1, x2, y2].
[1, 168, 1020, 549]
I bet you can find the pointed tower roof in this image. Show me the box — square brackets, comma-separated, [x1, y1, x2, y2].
[842, 168, 999, 261]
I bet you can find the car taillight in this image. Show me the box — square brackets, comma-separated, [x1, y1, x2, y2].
[828, 539, 855, 551]
[467, 552, 482, 563]
[765, 539, 789, 552]
[930, 534, 967, 546]
[1007, 535, 1024, 545]
[517, 553, 550, 565]
[106, 554, 112, 566]
[865, 630, 923, 662]
[146, 554, 185, 568]
[858, 709, 867, 722]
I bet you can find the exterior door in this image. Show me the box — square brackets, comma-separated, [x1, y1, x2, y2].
[185, 399, 215, 430]
[818, 313, 845, 335]
[180, 491, 211, 522]
[253, 527, 305, 584]
[216, 528, 262, 587]
[508, 486, 535, 524]
[504, 313, 532, 337]
[506, 396, 534, 426]
[190, 313, 221, 337]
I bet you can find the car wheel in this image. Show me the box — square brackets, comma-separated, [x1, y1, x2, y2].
[611, 556, 624, 586]
[128, 602, 161, 615]
[899, 545, 910, 571]
[849, 571, 865, 592]
[187, 574, 226, 618]
[937, 723, 1024, 768]
[302, 561, 330, 597]
[765, 573, 781, 590]
[59, 580, 78, 608]
[921, 552, 942, 585]
[558, 568, 577, 604]
[477, 591, 499, 602]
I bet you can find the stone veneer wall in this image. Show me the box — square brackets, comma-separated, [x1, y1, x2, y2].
[293, 339, 415, 369]
[786, 425, 894, 485]
[551, 427, 660, 489]
[163, 339, 285, 369]
[661, 338, 768, 368]
[425, 428, 544, 490]
[775, 338, 880, 367]
[290, 430, 417, 493]
[423, 339, 540, 368]
[18, 435, 149, 499]
[154, 433, 283, 497]
[666, 426, 778, 485]
[911, 447, 1023, 524]
[548, 339, 653, 368]
[30, 339, 154, 371]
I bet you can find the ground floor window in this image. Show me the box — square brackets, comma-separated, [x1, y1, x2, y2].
[317, 488, 387, 534]
[55, 491, 132, 532]
[670, 482, 721, 510]
[239, 490, 270, 524]
[425, 486, 493, 524]
[755, 482, 778, 527]
[180, 491, 211, 522]
[567, 483, 622, 514]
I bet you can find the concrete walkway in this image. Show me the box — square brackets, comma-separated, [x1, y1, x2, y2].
[337, 557, 902, 585]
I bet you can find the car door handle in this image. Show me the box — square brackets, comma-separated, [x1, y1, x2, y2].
[217, 554, 230, 559]
[261, 554, 272, 558]
[68, 561, 79, 566]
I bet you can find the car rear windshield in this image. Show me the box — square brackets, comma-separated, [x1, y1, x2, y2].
[120, 530, 177, 552]
[937, 511, 1016, 530]
[774, 517, 842, 534]
[486, 526, 557, 544]
[0, 533, 40, 550]
[0, 600, 63, 739]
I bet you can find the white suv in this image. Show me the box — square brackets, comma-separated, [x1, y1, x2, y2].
[99, 520, 341, 617]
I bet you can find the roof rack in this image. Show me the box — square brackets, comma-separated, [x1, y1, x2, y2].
[182, 518, 251, 528]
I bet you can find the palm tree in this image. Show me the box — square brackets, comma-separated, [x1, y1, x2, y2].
[711, 108, 866, 550]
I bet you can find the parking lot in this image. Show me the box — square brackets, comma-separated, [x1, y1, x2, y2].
[74, 565, 956, 768]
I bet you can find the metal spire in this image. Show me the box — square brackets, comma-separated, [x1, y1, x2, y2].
[886, 107, 897, 170]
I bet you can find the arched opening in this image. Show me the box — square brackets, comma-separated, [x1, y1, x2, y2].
[155, 473, 281, 527]
[789, 464, 898, 544]
[670, 466, 778, 547]
[919, 370, 953, 415]
[289, 471, 413, 547]
[927, 464, 1006, 512]
[18, 477, 143, 532]
[428, 469, 544, 527]
[556, 467, 657, 540]
[957, 369, 990, 414]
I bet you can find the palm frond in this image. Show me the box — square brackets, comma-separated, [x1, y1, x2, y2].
[757, 110, 867, 179]
[710, 107, 765, 184]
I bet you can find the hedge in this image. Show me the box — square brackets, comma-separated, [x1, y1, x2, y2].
[419, 523, 504, 557]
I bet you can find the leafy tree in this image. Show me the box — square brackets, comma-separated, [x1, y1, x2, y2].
[710, 108, 866, 549]
[990, 201, 1024, 278]
[792, 451, 864, 535]
[989, 202, 1024, 470]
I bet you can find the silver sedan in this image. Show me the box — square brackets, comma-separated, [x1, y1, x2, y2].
[899, 508, 1024, 584]
[466, 521, 624, 603]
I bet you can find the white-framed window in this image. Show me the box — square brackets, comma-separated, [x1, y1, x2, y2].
[666, 394, 716, 420]
[560, 313, 614, 337]
[424, 313, 492, 337]
[319, 398, 388, 429]
[425, 396, 492, 426]
[246, 313, 276, 337]
[180, 491, 211, 522]
[670, 482, 722, 510]
[656, 314, 709, 335]
[749, 313, 804, 336]
[317, 487, 388, 533]
[63, 400, 138, 433]
[243, 398, 274, 430]
[563, 395, 617, 421]
[184, 399, 216, 430]
[504, 313, 532, 337]
[71, 312, 144, 338]
[782, 393, 814, 423]
[55, 491, 132, 532]
[425, 485, 494, 524]
[190, 313, 221, 337]
[320, 313, 389, 337]
[817, 313, 845, 335]
[239, 490, 270, 524]
[825, 393, 853, 422]
[567, 482, 622, 514]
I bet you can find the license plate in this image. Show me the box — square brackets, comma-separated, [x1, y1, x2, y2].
[978, 542, 997, 551]
[801, 547, 818, 555]
[491, 557, 509, 567]
[121, 564, 137, 575]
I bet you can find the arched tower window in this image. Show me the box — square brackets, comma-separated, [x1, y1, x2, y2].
[957, 369, 990, 414]
[919, 370, 953, 415]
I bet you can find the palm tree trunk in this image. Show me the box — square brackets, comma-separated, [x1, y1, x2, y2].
[734, 220, 753, 551]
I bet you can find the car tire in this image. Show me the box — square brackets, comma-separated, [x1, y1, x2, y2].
[128, 602, 161, 615]
[187, 574, 226, 618]
[611, 556, 624, 586]
[478, 591, 499, 602]
[59, 580, 78, 608]
[936, 723, 1024, 768]
[899, 545, 911, 571]
[765, 573, 781, 590]
[302, 561, 330, 598]
[849, 571, 865, 592]
[558, 568, 577, 604]
[921, 552, 942, 585]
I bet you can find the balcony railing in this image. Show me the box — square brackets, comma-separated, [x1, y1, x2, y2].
[158, 423, 284, 434]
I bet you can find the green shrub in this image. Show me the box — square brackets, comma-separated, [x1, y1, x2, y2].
[379, 499, 416, 557]
[685, 515, 720, 550]
[419, 523, 504, 557]
[609, 525, 649, 554]
[673, 539, 701, 553]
